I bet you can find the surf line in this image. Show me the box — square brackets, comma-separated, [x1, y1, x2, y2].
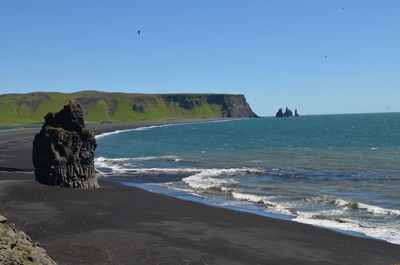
[95, 119, 232, 139]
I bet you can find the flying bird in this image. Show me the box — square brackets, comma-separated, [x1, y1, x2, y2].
[137, 30, 141, 35]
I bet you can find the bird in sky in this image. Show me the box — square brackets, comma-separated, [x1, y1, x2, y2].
[325, 55, 328, 59]
[137, 30, 141, 35]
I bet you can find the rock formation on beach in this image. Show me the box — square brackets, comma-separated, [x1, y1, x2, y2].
[0, 215, 57, 265]
[32, 101, 99, 188]
[276, 107, 298, 117]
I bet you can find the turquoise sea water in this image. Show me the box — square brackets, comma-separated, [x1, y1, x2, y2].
[0, 125, 41, 130]
[95, 113, 400, 244]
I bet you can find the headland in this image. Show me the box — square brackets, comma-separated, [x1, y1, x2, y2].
[0, 91, 258, 127]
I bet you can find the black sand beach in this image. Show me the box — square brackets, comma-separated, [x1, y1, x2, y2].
[1, 120, 400, 265]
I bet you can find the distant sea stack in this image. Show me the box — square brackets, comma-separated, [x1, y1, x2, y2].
[0, 91, 258, 126]
[276, 107, 299, 117]
[32, 101, 99, 188]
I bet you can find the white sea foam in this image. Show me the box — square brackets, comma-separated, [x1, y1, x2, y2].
[182, 168, 262, 189]
[95, 120, 230, 139]
[96, 165, 200, 177]
[96, 157, 263, 191]
[95, 155, 400, 245]
[96, 157, 252, 182]
[96, 158, 263, 187]
[311, 196, 400, 216]
[227, 192, 400, 244]
[95, 124, 178, 139]
[356, 202, 400, 216]
[122, 168, 200, 175]
[294, 211, 400, 245]
[159, 183, 206, 198]
[231, 192, 295, 216]
[183, 174, 233, 189]
[121, 155, 181, 162]
[95, 156, 183, 174]
[95, 157, 129, 172]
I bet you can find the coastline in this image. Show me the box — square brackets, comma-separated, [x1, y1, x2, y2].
[0, 118, 229, 170]
[1, 119, 400, 265]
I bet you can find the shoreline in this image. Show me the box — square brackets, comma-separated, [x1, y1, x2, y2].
[121, 181, 379, 243]
[1, 118, 400, 264]
[0, 118, 230, 171]
[94, 119, 399, 245]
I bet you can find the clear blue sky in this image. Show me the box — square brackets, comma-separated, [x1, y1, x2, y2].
[1, 0, 399, 115]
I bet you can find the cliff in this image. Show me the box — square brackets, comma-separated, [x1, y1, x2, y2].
[0, 91, 258, 126]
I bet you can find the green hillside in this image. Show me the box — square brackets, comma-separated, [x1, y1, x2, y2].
[0, 91, 258, 127]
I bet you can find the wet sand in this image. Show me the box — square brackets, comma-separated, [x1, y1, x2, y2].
[1, 120, 400, 265]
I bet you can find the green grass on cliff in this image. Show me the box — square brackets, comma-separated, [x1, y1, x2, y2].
[111, 98, 222, 123]
[85, 100, 110, 122]
[0, 91, 236, 126]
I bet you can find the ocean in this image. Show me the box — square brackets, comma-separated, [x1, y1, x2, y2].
[95, 113, 400, 244]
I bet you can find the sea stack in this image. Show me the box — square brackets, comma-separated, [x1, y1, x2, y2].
[32, 101, 99, 188]
[284, 107, 293, 117]
[276, 107, 298, 117]
[276, 108, 284, 117]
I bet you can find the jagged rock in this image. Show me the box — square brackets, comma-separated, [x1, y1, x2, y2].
[276, 107, 298, 118]
[32, 101, 99, 188]
[276, 108, 284, 117]
[0, 220, 57, 265]
[132, 104, 144, 112]
[0, 215, 7, 223]
[284, 107, 293, 117]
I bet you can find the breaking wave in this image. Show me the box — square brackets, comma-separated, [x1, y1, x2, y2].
[182, 168, 263, 189]
[308, 196, 400, 217]
[95, 124, 178, 139]
[95, 120, 230, 140]
[231, 192, 295, 216]
[295, 211, 400, 245]
[94, 156, 400, 244]
[95, 157, 264, 187]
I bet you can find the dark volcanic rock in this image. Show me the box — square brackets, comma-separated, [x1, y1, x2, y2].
[284, 107, 293, 117]
[132, 104, 144, 112]
[276, 107, 298, 117]
[32, 101, 99, 188]
[276, 108, 284, 117]
[216, 95, 259, 118]
[162, 94, 259, 118]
